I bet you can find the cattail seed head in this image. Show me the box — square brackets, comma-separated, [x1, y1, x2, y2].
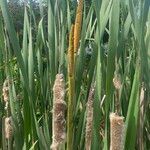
[110, 113, 125, 150]
[85, 87, 95, 150]
[5, 117, 13, 139]
[51, 74, 66, 149]
[74, 0, 83, 54]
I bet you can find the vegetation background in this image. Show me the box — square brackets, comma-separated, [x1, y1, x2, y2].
[0, 0, 150, 150]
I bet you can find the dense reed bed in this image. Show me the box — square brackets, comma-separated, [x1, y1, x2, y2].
[0, 0, 150, 149]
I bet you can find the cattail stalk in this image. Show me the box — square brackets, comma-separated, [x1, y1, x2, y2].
[138, 85, 145, 150]
[85, 87, 95, 150]
[113, 74, 121, 114]
[51, 74, 66, 150]
[110, 113, 125, 150]
[67, 25, 75, 150]
[74, 0, 83, 55]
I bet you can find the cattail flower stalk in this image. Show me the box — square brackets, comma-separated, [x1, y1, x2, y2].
[113, 74, 121, 114]
[67, 25, 75, 150]
[51, 74, 66, 150]
[110, 113, 125, 150]
[85, 87, 95, 150]
[74, 0, 83, 55]
[138, 84, 145, 150]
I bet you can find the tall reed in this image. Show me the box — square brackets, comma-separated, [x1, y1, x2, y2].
[67, 25, 75, 150]
[0, 0, 149, 149]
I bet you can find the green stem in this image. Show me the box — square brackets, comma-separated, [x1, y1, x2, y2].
[67, 76, 75, 150]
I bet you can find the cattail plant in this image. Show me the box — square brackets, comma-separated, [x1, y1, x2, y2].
[74, 0, 83, 55]
[4, 117, 13, 139]
[85, 86, 95, 150]
[110, 113, 125, 150]
[51, 74, 66, 149]
[0, 0, 150, 149]
[67, 25, 75, 150]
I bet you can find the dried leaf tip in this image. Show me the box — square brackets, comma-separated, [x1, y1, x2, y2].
[51, 74, 66, 149]
[85, 87, 95, 150]
[110, 113, 125, 150]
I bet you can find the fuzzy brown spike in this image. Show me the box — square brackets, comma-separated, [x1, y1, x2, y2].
[110, 113, 125, 150]
[85, 87, 95, 150]
[5, 117, 13, 139]
[51, 74, 66, 149]
[74, 0, 83, 54]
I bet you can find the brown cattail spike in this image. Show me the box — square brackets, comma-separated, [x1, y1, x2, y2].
[5, 117, 13, 139]
[110, 113, 125, 150]
[85, 87, 95, 150]
[51, 74, 66, 149]
[74, 0, 83, 54]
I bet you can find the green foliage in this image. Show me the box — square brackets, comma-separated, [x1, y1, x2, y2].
[0, 0, 150, 149]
